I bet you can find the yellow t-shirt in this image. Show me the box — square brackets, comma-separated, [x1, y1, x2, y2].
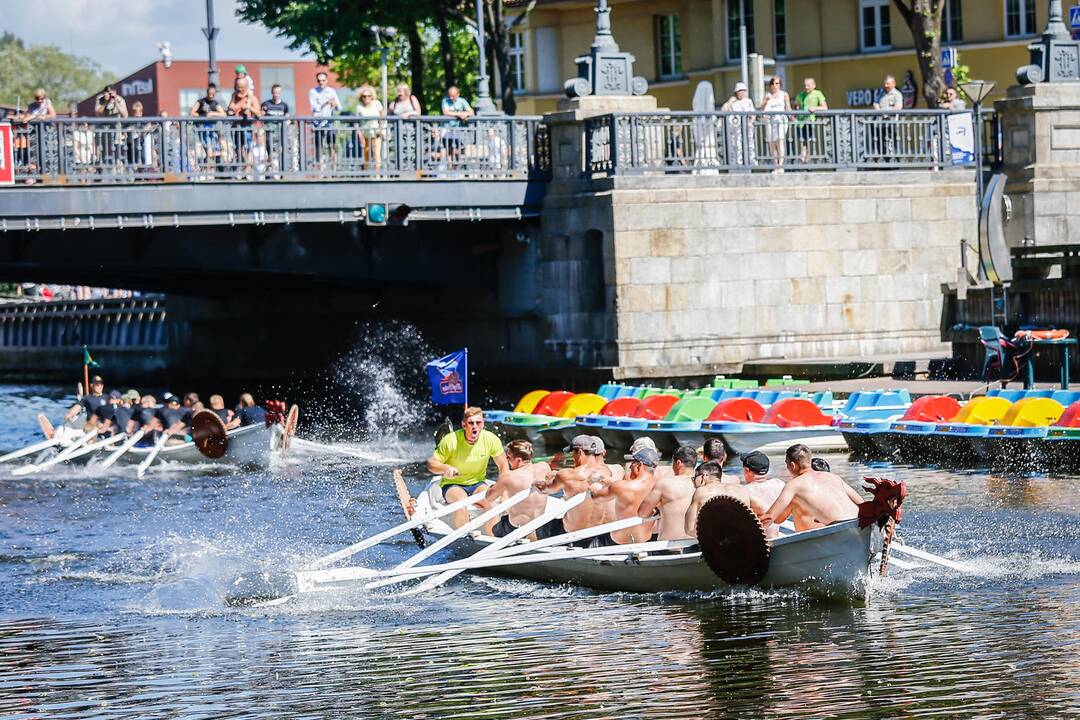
[435, 429, 503, 486]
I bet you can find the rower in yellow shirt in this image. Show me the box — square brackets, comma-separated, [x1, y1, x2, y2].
[426, 406, 508, 528]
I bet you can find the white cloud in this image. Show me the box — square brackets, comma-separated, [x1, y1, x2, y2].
[3, 0, 309, 75]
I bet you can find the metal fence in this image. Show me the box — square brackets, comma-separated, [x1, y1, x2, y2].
[9, 116, 551, 184]
[584, 109, 986, 175]
[0, 297, 166, 349]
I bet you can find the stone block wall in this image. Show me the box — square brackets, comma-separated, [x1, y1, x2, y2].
[539, 170, 976, 378]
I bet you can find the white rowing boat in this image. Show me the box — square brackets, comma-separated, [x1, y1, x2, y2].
[118, 422, 283, 468]
[405, 480, 880, 599]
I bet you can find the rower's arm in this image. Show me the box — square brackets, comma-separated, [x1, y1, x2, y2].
[685, 492, 702, 536]
[425, 454, 459, 478]
[842, 482, 865, 506]
[637, 485, 662, 519]
[492, 452, 509, 475]
[761, 483, 798, 527]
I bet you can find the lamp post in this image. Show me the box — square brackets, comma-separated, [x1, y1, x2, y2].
[959, 79, 996, 280]
[473, 0, 500, 115]
[372, 26, 397, 109]
[202, 0, 219, 86]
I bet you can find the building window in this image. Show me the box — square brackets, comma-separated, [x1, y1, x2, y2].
[508, 32, 526, 91]
[774, 0, 787, 57]
[179, 88, 203, 114]
[727, 0, 755, 62]
[860, 0, 891, 50]
[259, 66, 296, 110]
[655, 15, 682, 78]
[1005, 0, 1036, 37]
[943, 0, 962, 42]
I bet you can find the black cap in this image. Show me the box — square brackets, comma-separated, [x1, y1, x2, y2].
[90, 375, 104, 384]
[162, 392, 179, 404]
[740, 451, 770, 475]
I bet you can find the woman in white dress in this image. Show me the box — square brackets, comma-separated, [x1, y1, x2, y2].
[356, 85, 385, 171]
[759, 76, 792, 172]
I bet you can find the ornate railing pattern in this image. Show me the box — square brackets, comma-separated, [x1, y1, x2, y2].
[0, 298, 166, 349]
[8, 116, 550, 184]
[584, 110, 985, 175]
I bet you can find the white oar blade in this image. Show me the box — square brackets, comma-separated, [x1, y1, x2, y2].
[0, 436, 61, 464]
[890, 543, 976, 573]
[99, 430, 145, 469]
[137, 435, 169, 478]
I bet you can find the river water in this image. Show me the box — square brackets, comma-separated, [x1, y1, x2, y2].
[2, 384, 1080, 718]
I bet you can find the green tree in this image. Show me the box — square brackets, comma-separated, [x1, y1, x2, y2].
[0, 33, 115, 110]
[237, 0, 467, 112]
[892, 0, 947, 107]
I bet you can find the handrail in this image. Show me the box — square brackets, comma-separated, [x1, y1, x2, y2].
[6, 115, 551, 185]
[582, 108, 983, 176]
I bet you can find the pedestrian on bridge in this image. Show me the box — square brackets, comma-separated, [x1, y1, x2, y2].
[309, 71, 341, 167]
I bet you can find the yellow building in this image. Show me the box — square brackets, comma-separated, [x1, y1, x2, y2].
[508, 0, 1051, 114]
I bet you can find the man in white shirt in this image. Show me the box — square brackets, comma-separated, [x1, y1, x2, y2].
[308, 71, 340, 166]
[873, 74, 904, 160]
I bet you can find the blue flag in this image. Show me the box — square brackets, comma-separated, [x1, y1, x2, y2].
[425, 348, 468, 406]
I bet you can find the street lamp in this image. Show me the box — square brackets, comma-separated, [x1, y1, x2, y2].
[371, 26, 398, 109]
[202, 0, 219, 86]
[473, 0, 500, 115]
[959, 79, 996, 214]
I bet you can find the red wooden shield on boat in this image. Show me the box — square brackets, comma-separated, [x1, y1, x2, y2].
[192, 409, 228, 459]
[696, 495, 770, 585]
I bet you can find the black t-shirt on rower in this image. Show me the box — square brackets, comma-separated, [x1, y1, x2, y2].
[212, 408, 230, 424]
[112, 405, 134, 434]
[80, 394, 106, 417]
[156, 406, 187, 431]
[133, 406, 155, 429]
[94, 402, 116, 424]
[239, 405, 267, 427]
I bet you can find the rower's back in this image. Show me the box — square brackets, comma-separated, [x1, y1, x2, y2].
[543, 463, 606, 532]
[783, 470, 859, 531]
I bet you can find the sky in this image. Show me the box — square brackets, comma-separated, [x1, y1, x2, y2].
[2, 0, 310, 75]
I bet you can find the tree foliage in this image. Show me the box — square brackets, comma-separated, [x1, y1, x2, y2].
[0, 33, 116, 111]
[892, 0, 947, 107]
[237, 0, 530, 115]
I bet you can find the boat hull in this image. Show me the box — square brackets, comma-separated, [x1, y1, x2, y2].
[121, 423, 277, 468]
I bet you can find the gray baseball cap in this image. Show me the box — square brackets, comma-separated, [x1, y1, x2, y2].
[589, 436, 606, 456]
[631, 447, 660, 468]
[564, 435, 593, 453]
[624, 436, 657, 459]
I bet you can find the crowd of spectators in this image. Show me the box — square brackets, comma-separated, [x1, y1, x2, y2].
[9, 283, 136, 302]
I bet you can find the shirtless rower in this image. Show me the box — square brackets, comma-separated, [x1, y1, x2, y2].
[589, 447, 659, 546]
[759, 444, 863, 532]
[740, 451, 786, 537]
[684, 461, 753, 536]
[702, 438, 740, 483]
[625, 437, 670, 479]
[534, 435, 609, 538]
[485, 440, 553, 540]
[591, 437, 624, 483]
[636, 445, 698, 540]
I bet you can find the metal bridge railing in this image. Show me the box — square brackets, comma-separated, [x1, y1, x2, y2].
[0, 298, 166, 349]
[584, 109, 985, 176]
[9, 116, 551, 185]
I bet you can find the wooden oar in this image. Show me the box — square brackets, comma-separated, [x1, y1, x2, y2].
[363, 489, 532, 591]
[98, 430, 146, 469]
[303, 512, 658, 591]
[0, 436, 62, 465]
[137, 434, 170, 478]
[307, 490, 489, 569]
[11, 430, 98, 476]
[889, 541, 976, 573]
[296, 537, 697, 593]
[402, 493, 587, 595]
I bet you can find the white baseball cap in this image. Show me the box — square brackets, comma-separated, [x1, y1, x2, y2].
[734, 82, 748, 92]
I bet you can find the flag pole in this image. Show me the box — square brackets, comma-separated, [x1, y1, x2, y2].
[463, 347, 469, 411]
[82, 345, 89, 399]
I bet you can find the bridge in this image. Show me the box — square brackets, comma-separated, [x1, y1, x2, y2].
[0, 108, 991, 384]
